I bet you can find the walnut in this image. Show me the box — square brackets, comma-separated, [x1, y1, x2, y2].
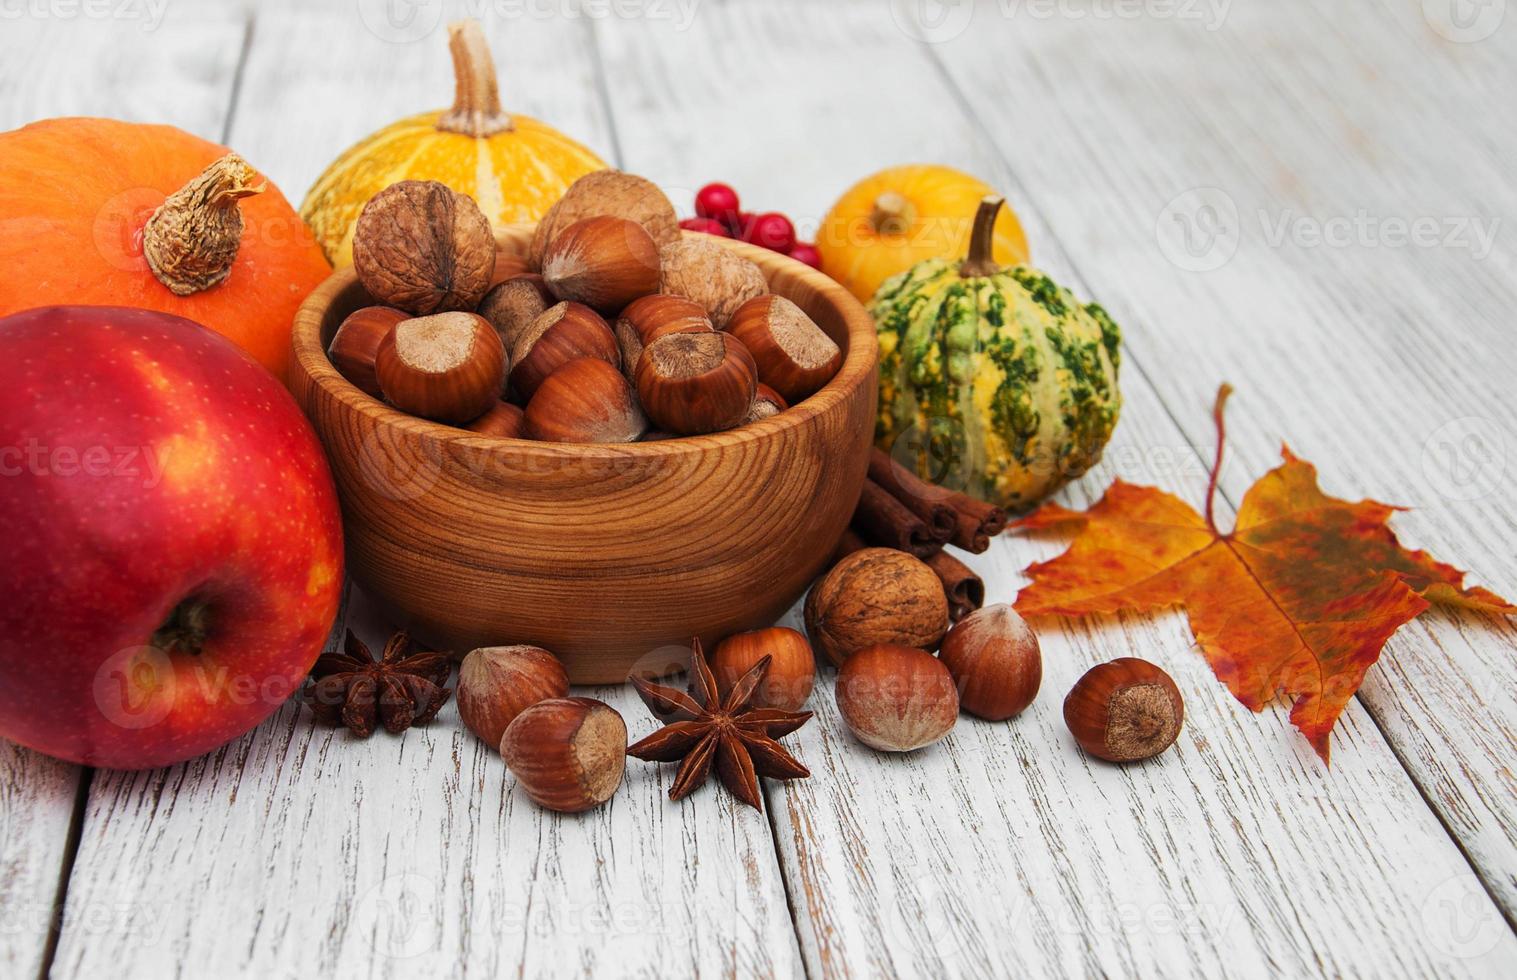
[658, 238, 768, 329]
[528, 170, 680, 269]
[353, 180, 495, 316]
[804, 548, 950, 668]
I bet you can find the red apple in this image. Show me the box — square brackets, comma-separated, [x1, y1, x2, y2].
[0, 306, 344, 768]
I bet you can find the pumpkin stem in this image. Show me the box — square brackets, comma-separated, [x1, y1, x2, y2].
[959, 195, 1004, 278]
[869, 192, 916, 236]
[143, 153, 266, 296]
[436, 20, 513, 138]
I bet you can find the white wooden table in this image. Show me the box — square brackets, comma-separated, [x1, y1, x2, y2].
[3, 1, 1516, 976]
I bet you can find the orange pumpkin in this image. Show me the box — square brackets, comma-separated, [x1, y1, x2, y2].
[0, 117, 331, 380]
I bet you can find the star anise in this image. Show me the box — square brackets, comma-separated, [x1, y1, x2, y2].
[304, 630, 452, 738]
[627, 638, 811, 810]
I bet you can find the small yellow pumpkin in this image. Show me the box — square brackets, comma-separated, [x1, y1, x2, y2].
[817, 165, 1031, 303]
[301, 20, 606, 265]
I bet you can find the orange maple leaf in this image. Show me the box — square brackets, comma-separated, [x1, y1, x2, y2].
[1013, 385, 1514, 761]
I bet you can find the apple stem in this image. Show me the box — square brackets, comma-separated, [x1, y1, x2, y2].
[151, 599, 211, 656]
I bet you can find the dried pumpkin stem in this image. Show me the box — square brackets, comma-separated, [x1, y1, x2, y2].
[959, 195, 1004, 278]
[869, 192, 915, 236]
[142, 153, 265, 296]
[436, 19, 513, 138]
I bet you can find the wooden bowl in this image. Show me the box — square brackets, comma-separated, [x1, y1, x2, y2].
[289, 228, 877, 683]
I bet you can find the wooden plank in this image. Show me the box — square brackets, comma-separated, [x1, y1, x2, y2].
[49, 8, 803, 978]
[0, 6, 247, 138]
[0, 8, 247, 978]
[593, 2, 1517, 975]
[926, 0, 1517, 921]
[0, 744, 81, 980]
[53, 588, 804, 979]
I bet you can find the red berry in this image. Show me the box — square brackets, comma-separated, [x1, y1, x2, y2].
[694, 183, 740, 226]
[743, 212, 796, 253]
[679, 217, 729, 237]
[787, 242, 822, 270]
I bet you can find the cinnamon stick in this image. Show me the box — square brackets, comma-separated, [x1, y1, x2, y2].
[851, 478, 943, 560]
[867, 450, 955, 544]
[868, 448, 1006, 553]
[928, 550, 984, 622]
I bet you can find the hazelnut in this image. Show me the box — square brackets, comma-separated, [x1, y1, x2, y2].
[1064, 659, 1184, 762]
[835, 644, 958, 752]
[635, 332, 757, 435]
[375, 311, 505, 423]
[509, 301, 619, 403]
[464, 400, 527, 438]
[500, 697, 627, 812]
[938, 604, 1041, 721]
[328, 305, 406, 398]
[458, 645, 570, 748]
[353, 180, 495, 315]
[804, 548, 949, 668]
[541, 216, 661, 315]
[528, 169, 680, 269]
[744, 383, 788, 425]
[727, 295, 842, 404]
[711, 627, 816, 711]
[524, 357, 647, 443]
[613, 294, 713, 375]
[658, 238, 768, 328]
[477, 273, 554, 359]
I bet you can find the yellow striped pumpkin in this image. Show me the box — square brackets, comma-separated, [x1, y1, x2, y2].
[301, 20, 606, 265]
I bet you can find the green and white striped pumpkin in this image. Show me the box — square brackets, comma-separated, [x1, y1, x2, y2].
[869, 197, 1122, 511]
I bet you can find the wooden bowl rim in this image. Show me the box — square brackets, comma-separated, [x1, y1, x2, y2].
[291, 226, 877, 459]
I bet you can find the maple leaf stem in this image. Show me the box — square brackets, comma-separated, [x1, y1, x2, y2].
[1204, 384, 1234, 534]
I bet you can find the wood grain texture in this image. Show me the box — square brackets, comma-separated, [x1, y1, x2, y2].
[596, 1, 1517, 974]
[290, 227, 875, 682]
[0, 6, 246, 138]
[927, 0, 1517, 920]
[0, 743, 81, 980]
[50, 588, 806, 979]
